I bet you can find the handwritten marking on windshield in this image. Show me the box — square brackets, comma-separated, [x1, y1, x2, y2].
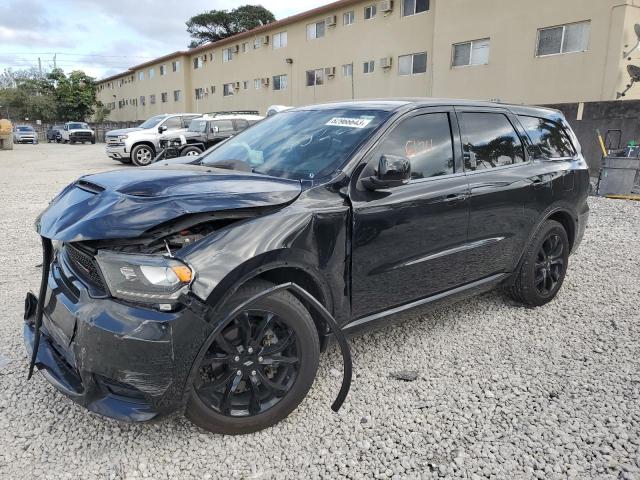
[325, 117, 373, 129]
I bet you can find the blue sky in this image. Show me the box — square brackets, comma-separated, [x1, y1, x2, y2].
[0, 0, 329, 79]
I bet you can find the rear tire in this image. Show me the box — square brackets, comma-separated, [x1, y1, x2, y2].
[185, 279, 320, 435]
[180, 146, 203, 157]
[506, 220, 569, 307]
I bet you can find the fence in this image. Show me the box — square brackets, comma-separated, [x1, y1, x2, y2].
[19, 121, 140, 143]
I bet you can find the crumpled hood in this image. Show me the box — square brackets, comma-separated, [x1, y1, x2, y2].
[36, 165, 301, 241]
[106, 127, 143, 136]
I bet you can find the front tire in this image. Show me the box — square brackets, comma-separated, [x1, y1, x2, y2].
[180, 146, 202, 157]
[131, 144, 155, 166]
[186, 279, 320, 435]
[506, 220, 569, 307]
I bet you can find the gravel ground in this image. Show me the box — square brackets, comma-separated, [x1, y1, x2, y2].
[0, 142, 639, 480]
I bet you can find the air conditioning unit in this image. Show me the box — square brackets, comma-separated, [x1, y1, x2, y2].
[380, 0, 393, 13]
[232, 45, 240, 54]
[380, 56, 393, 69]
[261, 35, 270, 45]
[326, 15, 337, 26]
[324, 66, 336, 77]
[262, 77, 270, 87]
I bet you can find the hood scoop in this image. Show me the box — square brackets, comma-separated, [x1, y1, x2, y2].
[75, 180, 105, 194]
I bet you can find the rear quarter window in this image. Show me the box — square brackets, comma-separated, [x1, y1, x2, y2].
[518, 115, 576, 158]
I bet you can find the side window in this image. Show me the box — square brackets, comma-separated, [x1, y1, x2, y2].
[372, 113, 455, 180]
[182, 115, 200, 128]
[458, 112, 525, 171]
[235, 119, 249, 131]
[163, 117, 183, 131]
[212, 120, 234, 133]
[518, 116, 575, 158]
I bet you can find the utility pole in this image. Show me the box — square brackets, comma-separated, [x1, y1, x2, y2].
[53, 53, 57, 69]
[38, 57, 42, 75]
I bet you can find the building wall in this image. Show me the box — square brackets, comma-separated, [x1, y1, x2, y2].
[97, 0, 640, 122]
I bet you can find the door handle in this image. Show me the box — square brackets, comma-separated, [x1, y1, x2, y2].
[445, 193, 467, 204]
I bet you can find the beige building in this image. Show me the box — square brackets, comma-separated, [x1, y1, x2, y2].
[97, 0, 640, 122]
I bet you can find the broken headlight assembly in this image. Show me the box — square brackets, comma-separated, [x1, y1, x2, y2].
[96, 251, 193, 309]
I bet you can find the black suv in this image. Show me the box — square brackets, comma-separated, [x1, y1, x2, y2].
[46, 125, 64, 143]
[157, 115, 262, 159]
[25, 100, 589, 435]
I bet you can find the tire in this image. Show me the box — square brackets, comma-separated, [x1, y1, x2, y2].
[131, 144, 155, 166]
[186, 279, 320, 435]
[91, 139, 96, 144]
[506, 220, 569, 307]
[70, 140, 75, 144]
[180, 146, 203, 157]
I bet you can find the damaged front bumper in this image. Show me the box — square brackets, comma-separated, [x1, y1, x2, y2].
[23, 253, 210, 422]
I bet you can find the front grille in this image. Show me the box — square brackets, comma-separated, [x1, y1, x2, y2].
[71, 132, 92, 139]
[65, 243, 106, 291]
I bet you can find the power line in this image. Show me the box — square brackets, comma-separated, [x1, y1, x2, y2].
[0, 52, 159, 59]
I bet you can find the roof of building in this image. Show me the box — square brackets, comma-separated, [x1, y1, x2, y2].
[98, 0, 360, 84]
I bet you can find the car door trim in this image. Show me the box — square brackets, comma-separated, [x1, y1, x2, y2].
[343, 272, 509, 332]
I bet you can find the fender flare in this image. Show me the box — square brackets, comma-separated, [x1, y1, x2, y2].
[180, 282, 353, 412]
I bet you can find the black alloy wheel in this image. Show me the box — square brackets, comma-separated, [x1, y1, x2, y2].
[194, 310, 299, 417]
[506, 219, 569, 307]
[534, 233, 564, 295]
[186, 279, 320, 435]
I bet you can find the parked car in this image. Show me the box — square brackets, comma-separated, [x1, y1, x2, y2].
[46, 125, 64, 143]
[105, 113, 201, 166]
[25, 99, 589, 435]
[266, 105, 294, 116]
[60, 122, 95, 144]
[157, 114, 264, 159]
[13, 125, 37, 144]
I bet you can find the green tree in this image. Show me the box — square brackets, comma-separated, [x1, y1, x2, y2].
[186, 5, 276, 48]
[93, 101, 111, 123]
[0, 68, 57, 122]
[49, 69, 97, 121]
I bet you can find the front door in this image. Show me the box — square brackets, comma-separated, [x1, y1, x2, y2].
[350, 108, 470, 319]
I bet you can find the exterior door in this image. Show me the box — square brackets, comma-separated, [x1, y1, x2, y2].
[350, 108, 470, 319]
[454, 107, 537, 282]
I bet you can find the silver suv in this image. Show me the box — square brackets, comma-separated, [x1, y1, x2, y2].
[105, 113, 201, 166]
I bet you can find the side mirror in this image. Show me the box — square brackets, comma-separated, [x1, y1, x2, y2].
[362, 155, 411, 190]
[212, 126, 219, 134]
[158, 125, 168, 133]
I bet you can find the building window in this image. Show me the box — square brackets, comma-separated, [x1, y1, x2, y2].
[138, 71, 144, 81]
[172, 60, 180, 72]
[148, 68, 155, 79]
[363, 60, 375, 74]
[211, 85, 216, 94]
[253, 37, 262, 49]
[243, 80, 249, 90]
[161, 92, 168, 103]
[254, 78, 261, 89]
[194, 88, 204, 100]
[209, 52, 215, 62]
[402, 0, 429, 17]
[193, 56, 203, 69]
[343, 11, 354, 25]
[173, 90, 181, 101]
[223, 48, 233, 62]
[452, 39, 490, 67]
[160, 64, 167, 76]
[342, 63, 353, 77]
[139, 95, 145, 106]
[399, 52, 427, 75]
[273, 74, 288, 91]
[273, 31, 288, 49]
[242, 42, 249, 53]
[149, 94, 156, 104]
[364, 4, 377, 20]
[223, 83, 235, 96]
[537, 21, 590, 56]
[306, 69, 325, 86]
[307, 20, 325, 39]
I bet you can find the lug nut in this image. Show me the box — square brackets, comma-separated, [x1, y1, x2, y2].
[251, 370, 256, 376]
[258, 356, 263, 362]
[247, 347, 254, 354]
[234, 356, 240, 362]
[236, 370, 242, 376]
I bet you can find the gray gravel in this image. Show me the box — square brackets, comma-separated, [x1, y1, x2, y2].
[0, 143, 639, 479]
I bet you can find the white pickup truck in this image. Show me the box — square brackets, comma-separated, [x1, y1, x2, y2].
[105, 113, 201, 166]
[60, 122, 95, 144]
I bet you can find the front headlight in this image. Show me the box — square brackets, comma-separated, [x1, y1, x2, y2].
[117, 135, 128, 141]
[96, 251, 193, 307]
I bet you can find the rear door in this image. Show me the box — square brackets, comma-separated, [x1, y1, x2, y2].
[350, 107, 470, 318]
[454, 107, 535, 281]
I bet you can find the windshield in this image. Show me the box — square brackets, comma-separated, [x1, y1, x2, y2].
[188, 119, 208, 133]
[68, 123, 89, 130]
[139, 115, 166, 129]
[17, 126, 34, 132]
[199, 108, 391, 180]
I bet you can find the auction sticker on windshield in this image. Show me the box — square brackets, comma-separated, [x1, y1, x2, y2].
[325, 117, 373, 128]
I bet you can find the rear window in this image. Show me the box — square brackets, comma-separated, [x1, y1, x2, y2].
[518, 116, 576, 158]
